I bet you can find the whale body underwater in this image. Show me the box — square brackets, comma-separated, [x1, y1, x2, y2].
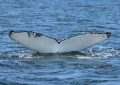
[9, 31, 111, 53]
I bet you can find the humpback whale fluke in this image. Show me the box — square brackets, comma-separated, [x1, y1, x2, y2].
[9, 30, 111, 53]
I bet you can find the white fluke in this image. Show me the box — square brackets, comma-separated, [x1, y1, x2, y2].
[9, 31, 111, 53]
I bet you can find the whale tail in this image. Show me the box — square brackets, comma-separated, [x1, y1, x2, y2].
[9, 31, 111, 53]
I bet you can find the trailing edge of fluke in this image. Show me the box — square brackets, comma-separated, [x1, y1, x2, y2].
[9, 30, 111, 53]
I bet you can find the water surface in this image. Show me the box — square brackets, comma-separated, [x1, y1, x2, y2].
[0, 0, 120, 85]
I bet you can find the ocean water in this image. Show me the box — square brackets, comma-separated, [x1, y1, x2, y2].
[0, 0, 120, 85]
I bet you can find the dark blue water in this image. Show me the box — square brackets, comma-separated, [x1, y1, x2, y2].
[0, 0, 120, 85]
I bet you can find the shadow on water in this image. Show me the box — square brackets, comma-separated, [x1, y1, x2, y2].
[32, 51, 86, 57]
[0, 50, 96, 62]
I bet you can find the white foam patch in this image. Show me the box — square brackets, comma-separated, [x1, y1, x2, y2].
[7, 51, 47, 59]
[88, 46, 120, 59]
